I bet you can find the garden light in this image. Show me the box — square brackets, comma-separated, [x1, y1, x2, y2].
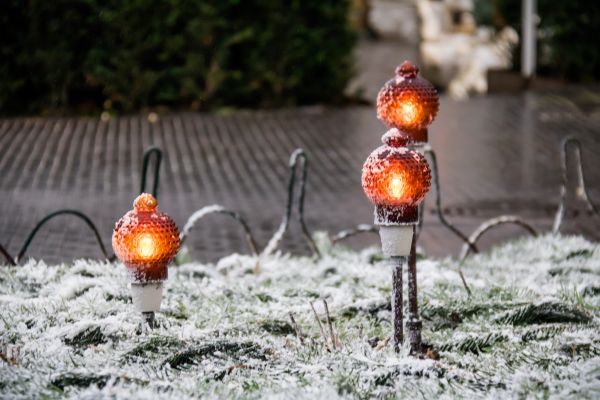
[362, 129, 431, 353]
[112, 193, 180, 323]
[365, 61, 435, 354]
[376, 61, 439, 144]
[362, 132, 431, 256]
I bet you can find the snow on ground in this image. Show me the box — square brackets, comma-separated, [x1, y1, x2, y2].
[1, 234, 599, 399]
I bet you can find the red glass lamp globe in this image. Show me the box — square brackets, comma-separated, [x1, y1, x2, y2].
[376, 61, 439, 139]
[112, 193, 180, 282]
[361, 145, 431, 208]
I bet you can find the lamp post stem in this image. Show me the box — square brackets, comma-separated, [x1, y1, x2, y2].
[142, 311, 156, 329]
[391, 256, 403, 351]
[406, 225, 422, 353]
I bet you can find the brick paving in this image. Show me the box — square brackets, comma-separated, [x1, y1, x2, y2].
[1, 86, 599, 264]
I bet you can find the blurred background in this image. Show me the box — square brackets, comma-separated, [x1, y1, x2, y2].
[1, 0, 599, 263]
[2, 0, 599, 115]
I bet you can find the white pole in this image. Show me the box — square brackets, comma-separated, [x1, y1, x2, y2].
[521, 0, 537, 79]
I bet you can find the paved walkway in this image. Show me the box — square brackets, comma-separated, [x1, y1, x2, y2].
[2, 10, 600, 264]
[1, 84, 599, 263]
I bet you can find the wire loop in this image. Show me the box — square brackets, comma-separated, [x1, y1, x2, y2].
[262, 149, 320, 258]
[140, 146, 162, 198]
[0, 244, 16, 266]
[180, 205, 259, 259]
[15, 210, 111, 264]
[332, 225, 379, 244]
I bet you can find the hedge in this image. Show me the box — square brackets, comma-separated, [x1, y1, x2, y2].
[0, 0, 356, 115]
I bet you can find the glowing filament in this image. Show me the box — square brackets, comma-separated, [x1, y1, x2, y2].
[398, 101, 418, 126]
[137, 233, 157, 260]
[389, 174, 405, 199]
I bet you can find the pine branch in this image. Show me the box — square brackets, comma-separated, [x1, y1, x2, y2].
[440, 333, 508, 354]
[122, 336, 184, 361]
[63, 326, 109, 347]
[495, 302, 592, 326]
[165, 341, 266, 370]
[520, 325, 567, 343]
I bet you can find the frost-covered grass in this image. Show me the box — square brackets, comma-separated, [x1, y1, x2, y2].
[1, 234, 599, 399]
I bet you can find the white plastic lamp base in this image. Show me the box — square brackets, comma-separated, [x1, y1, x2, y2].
[130, 282, 164, 312]
[379, 225, 414, 257]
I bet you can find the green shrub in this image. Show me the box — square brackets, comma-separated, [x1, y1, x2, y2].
[536, 1, 600, 81]
[473, 0, 600, 82]
[0, 0, 356, 115]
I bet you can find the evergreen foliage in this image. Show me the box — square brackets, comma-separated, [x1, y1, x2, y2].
[495, 302, 592, 326]
[1, 235, 599, 398]
[0, 0, 356, 115]
[473, 0, 600, 81]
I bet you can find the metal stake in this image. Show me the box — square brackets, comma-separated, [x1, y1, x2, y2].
[142, 311, 156, 329]
[391, 256, 403, 351]
[406, 225, 422, 354]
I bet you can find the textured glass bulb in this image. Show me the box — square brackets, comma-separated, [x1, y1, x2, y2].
[361, 145, 431, 207]
[112, 193, 180, 282]
[376, 61, 439, 137]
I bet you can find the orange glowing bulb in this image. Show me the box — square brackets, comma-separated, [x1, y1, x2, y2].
[112, 193, 180, 282]
[361, 146, 431, 207]
[376, 61, 439, 141]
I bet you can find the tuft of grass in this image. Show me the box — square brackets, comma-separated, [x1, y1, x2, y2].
[560, 342, 600, 358]
[368, 253, 385, 264]
[548, 267, 594, 276]
[283, 288, 320, 299]
[565, 249, 594, 260]
[549, 248, 595, 264]
[422, 308, 463, 331]
[104, 293, 131, 303]
[333, 370, 368, 399]
[255, 293, 274, 303]
[338, 300, 390, 320]
[259, 319, 294, 336]
[50, 373, 111, 391]
[122, 336, 185, 361]
[242, 380, 260, 392]
[163, 302, 190, 320]
[421, 301, 526, 331]
[495, 302, 592, 326]
[582, 286, 600, 297]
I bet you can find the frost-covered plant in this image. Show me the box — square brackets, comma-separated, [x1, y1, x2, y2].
[0, 234, 599, 399]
